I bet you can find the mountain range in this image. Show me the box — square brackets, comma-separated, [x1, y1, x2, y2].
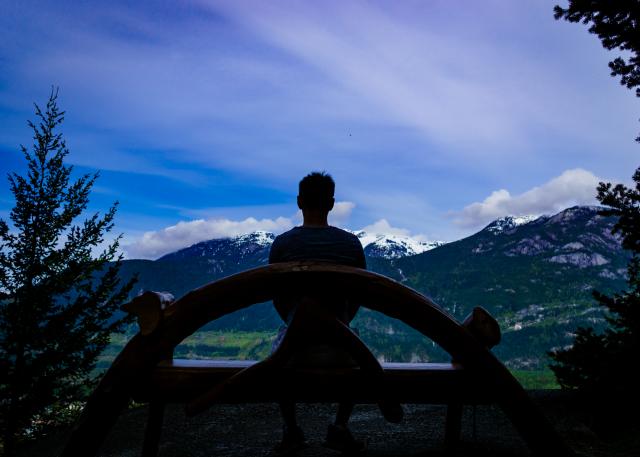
[117, 206, 626, 369]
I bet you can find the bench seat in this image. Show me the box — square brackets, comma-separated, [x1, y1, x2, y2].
[132, 359, 498, 405]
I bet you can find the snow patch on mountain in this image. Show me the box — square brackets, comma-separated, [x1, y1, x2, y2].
[486, 215, 539, 235]
[232, 231, 275, 247]
[170, 229, 441, 261]
[229, 229, 445, 259]
[351, 231, 444, 258]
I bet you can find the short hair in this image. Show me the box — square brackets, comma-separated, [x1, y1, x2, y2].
[298, 171, 335, 211]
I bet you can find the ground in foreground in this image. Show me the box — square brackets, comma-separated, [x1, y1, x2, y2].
[16, 391, 640, 457]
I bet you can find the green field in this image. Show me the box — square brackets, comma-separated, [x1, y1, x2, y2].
[97, 330, 278, 369]
[98, 330, 559, 389]
[511, 369, 559, 389]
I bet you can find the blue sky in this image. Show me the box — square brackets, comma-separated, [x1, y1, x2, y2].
[1, 0, 638, 259]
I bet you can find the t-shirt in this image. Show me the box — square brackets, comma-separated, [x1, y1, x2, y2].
[268, 226, 366, 268]
[268, 225, 366, 323]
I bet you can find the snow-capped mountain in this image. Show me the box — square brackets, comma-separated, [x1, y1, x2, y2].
[351, 231, 444, 259]
[156, 208, 608, 264]
[117, 206, 628, 368]
[160, 229, 442, 262]
[157, 231, 275, 265]
[232, 231, 275, 249]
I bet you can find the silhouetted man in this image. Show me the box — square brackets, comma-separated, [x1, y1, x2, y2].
[269, 171, 366, 454]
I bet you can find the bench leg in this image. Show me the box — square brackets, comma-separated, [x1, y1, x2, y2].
[445, 402, 463, 449]
[142, 401, 165, 457]
[472, 404, 477, 441]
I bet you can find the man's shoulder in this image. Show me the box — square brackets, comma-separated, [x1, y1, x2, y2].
[270, 225, 365, 267]
[327, 226, 360, 242]
[273, 226, 301, 243]
[273, 226, 361, 247]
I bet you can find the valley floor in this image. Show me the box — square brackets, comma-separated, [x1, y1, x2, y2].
[16, 391, 640, 457]
[100, 330, 561, 389]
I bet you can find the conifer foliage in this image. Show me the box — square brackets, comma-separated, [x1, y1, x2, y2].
[549, 175, 640, 402]
[0, 90, 135, 453]
[553, 0, 640, 141]
[549, 0, 640, 414]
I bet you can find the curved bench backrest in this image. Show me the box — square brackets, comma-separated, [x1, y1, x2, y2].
[159, 262, 468, 360]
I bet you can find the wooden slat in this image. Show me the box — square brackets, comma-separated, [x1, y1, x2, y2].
[131, 359, 496, 405]
[156, 359, 458, 372]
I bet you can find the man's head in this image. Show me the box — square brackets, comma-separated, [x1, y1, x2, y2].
[297, 171, 335, 213]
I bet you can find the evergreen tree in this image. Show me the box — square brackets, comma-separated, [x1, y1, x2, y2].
[549, 0, 640, 418]
[552, 0, 640, 140]
[549, 175, 640, 402]
[0, 90, 135, 454]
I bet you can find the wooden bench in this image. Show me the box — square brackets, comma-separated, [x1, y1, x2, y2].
[61, 262, 574, 457]
[135, 359, 498, 454]
[141, 360, 494, 405]
[133, 298, 501, 455]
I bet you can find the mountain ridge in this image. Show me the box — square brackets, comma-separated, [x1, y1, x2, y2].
[117, 205, 626, 368]
[156, 227, 444, 262]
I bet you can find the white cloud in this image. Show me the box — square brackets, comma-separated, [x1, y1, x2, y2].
[360, 219, 410, 237]
[295, 200, 355, 225]
[329, 201, 356, 225]
[202, 0, 527, 152]
[124, 200, 355, 259]
[359, 218, 438, 244]
[3, 0, 636, 244]
[451, 168, 601, 229]
[124, 216, 293, 259]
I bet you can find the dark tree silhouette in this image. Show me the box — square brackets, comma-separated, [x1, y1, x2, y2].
[549, 0, 640, 423]
[553, 0, 640, 141]
[549, 175, 640, 403]
[0, 90, 135, 454]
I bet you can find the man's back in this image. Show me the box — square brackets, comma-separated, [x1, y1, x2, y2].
[268, 226, 366, 323]
[269, 226, 366, 268]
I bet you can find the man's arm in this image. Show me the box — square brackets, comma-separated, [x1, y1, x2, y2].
[344, 236, 366, 323]
[356, 244, 367, 270]
[268, 237, 281, 264]
[268, 237, 293, 322]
